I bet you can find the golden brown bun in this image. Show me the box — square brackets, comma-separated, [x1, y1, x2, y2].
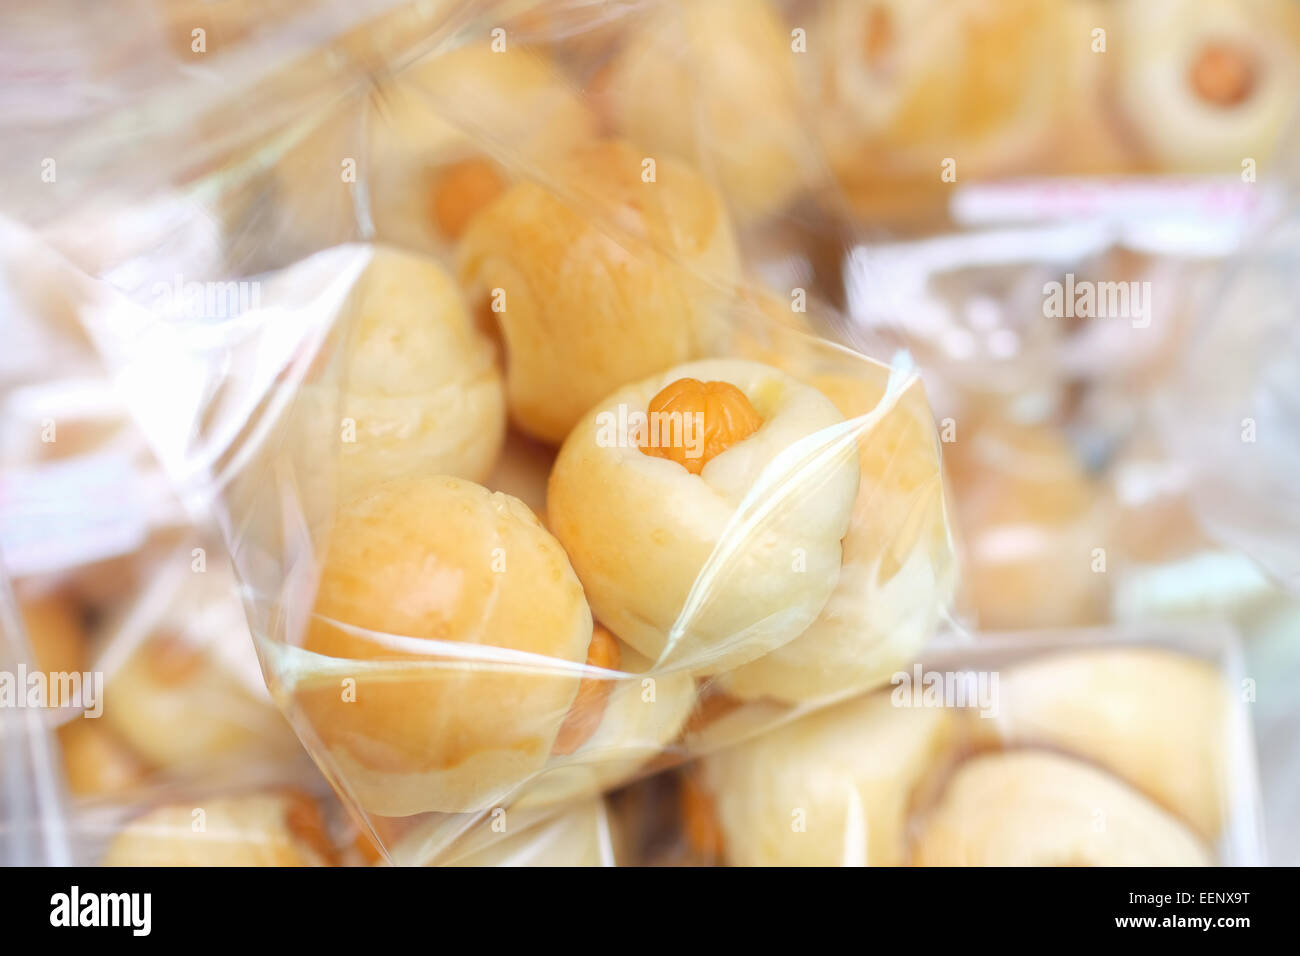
[605, 0, 810, 221]
[104, 634, 291, 768]
[722, 368, 955, 701]
[1110, 0, 1300, 173]
[273, 44, 596, 257]
[328, 247, 505, 502]
[702, 690, 956, 866]
[102, 790, 335, 866]
[548, 358, 858, 674]
[296, 476, 593, 815]
[810, 0, 1068, 219]
[458, 140, 741, 444]
[972, 648, 1232, 840]
[913, 751, 1212, 866]
[367, 44, 598, 251]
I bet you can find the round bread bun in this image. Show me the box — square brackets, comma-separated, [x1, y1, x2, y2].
[912, 751, 1212, 866]
[104, 633, 292, 768]
[971, 648, 1232, 840]
[700, 690, 956, 866]
[102, 790, 335, 866]
[1112, 0, 1300, 173]
[810, 0, 1067, 218]
[721, 369, 956, 701]
[604, 0, 810, 222]
[273, 44, 596, 257]
[547, 358, 858, 674]
[294, 476, 593, 815]
[326, 247, 505, 503]
[367, 44, 598, 250]
[457, 139, 741, 444]
[514, 642, 696, 809]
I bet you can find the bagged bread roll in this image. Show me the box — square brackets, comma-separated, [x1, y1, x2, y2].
[604, 0, 810, 222]
[458, 140, 741, 444]
[548, 358, 859, 674]
[700, 690, 956, 866]
[319, 247, 505, 504]
[102, 790, 335, 866]
[913, 751, 1211, 866]
[721, 368, 956, 701]
[274, 44, 596, 257]
[292, 476, 594, 815]
[810, 0, 1068, 219]
[972, 648, 1232, 840]
[1110, 0, 1300, 173]
[104, 633, 293, 769]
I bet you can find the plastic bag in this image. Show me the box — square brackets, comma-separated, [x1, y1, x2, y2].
[664, 626, 1263, 866]
[5, 1, 957, 864]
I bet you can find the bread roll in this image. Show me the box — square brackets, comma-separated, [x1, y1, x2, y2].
[104, 634, 291, 768]
[810, 0, 1067, 219]
[1111, 0, 1300, 172]
[295, 476, 593, 815]
[973, 648, 1232, 840]
[701, 691, 956, 866]
[913, 751, 1212, 866]
[327, 247, 505, 502]
[102, 790, 334, 866]
[605, 0, 810, 221]
[548, 358, 858, 674]
[722, 368, 956, 701]
[458, 140, 741, 444]
[273, 44, 596, 257]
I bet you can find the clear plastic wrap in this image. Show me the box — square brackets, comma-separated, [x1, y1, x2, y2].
[651, 626, 1264, 867]
[4, 0, 1294, 868]
[3, 1, 960, 864]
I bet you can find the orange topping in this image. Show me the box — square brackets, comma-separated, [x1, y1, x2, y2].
[1190, 43, 1256, 108]
[639, 378, 763, 475]
[552, 624, 622, 755]
[429, 158, 506, 240]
